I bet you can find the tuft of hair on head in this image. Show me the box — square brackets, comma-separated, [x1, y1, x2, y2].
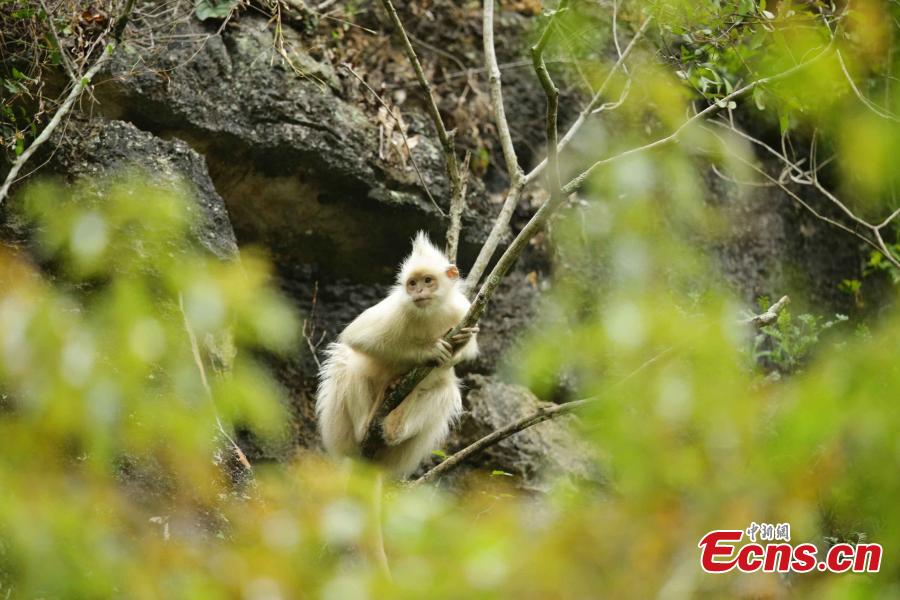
[398, 231, 459, 284]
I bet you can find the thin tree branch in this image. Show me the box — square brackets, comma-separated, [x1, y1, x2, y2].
[417, 344, 678, 484]
[446, 151, 471, 263]
[465, 181, 523, 290]
[468, 11, 650, 290]
[708, 120, 900, 268]
[38, 0, 78, 83]
[531, 0, 569, 198]
[465, 0, 528, 289]
[179, 295, 253, 472]
[417, 398, 594, 484]
[483, 0, 523, 184]
[0, 0, 137, 206]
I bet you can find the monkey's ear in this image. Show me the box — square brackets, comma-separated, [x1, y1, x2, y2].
[446, 265, 460, 280]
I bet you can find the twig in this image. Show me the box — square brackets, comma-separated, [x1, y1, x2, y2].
[178, 294, 252, 472]
[531, 0, 569, 197]
[708, 120, 900, 268]
[741, 295, 790, 327]
[302, 281, 324, 369]
[417, 398, 592, 484]
[0, 0, 137, 206]
[377, 0, 462, 211]
[465, 182, 523, 291]
[818, 10, 900, 122]
[341, 63, 442, 215]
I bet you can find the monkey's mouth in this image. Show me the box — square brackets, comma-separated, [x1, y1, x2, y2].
[413, 297, 432, 305]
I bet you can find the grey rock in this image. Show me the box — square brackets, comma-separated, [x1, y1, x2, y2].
[21, 117, 238, 260]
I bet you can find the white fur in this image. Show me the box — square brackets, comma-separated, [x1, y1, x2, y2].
[316, 232, 478, 477]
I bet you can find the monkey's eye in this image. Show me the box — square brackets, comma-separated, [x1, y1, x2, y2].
[424, 276, 433, 284]
[408, 279, 416, 287]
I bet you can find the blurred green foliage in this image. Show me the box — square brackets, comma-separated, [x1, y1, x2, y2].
[752, 307, 849, 375]
[1, 0, 900, 598]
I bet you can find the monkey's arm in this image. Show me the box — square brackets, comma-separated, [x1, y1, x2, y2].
[339, 299, 397, 356]
[341, 297, 452, 366]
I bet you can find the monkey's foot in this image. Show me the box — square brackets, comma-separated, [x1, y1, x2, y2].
[381, 412, 406, 446]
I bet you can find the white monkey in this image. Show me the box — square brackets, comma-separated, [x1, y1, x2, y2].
[316, 232, 479, 477]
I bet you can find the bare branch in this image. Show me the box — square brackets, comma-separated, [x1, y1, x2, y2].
[483, 0, 523, 184]
[417, 398, 593, 484]
[416, 345, 677, 484]
[179, 295, 252, 472]
[465, 181, 523, 289]
[741, 295, 790, 327]
[708, 120, 900, 268]
[531, 0, 569, 197]
[38, 0, 77, 82]
[818, 11, 900, 122]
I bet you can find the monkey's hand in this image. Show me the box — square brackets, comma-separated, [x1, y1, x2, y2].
[450, 326, 479, 351]
[428, 338, 454, 367]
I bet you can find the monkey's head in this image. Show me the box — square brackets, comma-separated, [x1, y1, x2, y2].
[398, 231, 460, 310]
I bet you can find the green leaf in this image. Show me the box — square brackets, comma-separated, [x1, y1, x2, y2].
[490, 470, 514, 478]
[431, 449, 447, 459]
[753, 86, 767, 110]
[194, 0, 239, 21]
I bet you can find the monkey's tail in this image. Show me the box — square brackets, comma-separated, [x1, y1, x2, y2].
[372, 471, 392, 581]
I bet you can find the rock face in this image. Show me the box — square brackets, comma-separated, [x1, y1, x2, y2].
[706, 162, 864, 313]
[96, 14, 496, 282]
[37, 117, 238, 260]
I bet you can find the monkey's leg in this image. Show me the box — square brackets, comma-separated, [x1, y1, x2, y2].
[382, 372, 458, 446]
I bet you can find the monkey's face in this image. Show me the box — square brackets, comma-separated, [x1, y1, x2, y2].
[405, 271, 442, 308]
